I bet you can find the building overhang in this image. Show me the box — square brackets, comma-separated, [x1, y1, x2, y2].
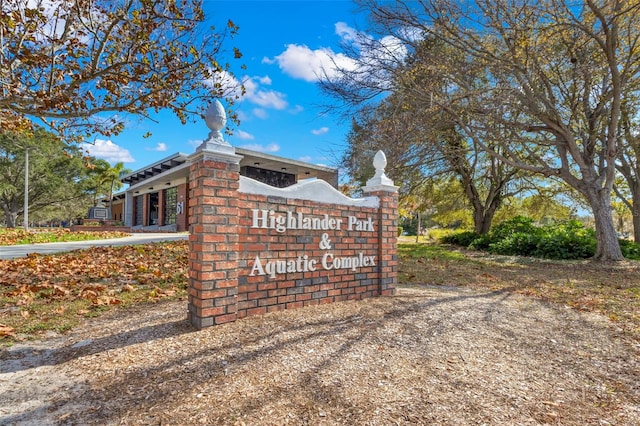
[121, 153, 189, 186]
[120, 148, 339, 191]
[235, 148, 338, 187]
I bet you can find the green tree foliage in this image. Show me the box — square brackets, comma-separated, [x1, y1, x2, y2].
[0, 129, 89, 227]
[353, 0, 640, 260]
[0, 0, 243, 139]
[341, 87, 522, 235]
[329, 28, 531, 236]
[442, 216, 599, 260]
[81, 160, 131, 209]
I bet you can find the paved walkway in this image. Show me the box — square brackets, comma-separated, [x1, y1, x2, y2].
[0, 233, 189, 260]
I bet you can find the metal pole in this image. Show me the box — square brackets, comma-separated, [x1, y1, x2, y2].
[24, 148, 29, 230]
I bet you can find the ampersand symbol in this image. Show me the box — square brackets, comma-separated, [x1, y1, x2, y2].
[319, 233, 332, 250]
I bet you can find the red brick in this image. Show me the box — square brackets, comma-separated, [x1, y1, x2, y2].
[201, 306, 225, 317]
[215, 313, 237, 324]
[247, 307, 267, 316]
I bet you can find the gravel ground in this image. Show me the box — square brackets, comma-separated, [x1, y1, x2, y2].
[1, 285, 639, 425]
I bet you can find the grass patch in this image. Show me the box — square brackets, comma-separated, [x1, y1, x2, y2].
[0, 228, 130, 245]
[398, 241, 466, 261]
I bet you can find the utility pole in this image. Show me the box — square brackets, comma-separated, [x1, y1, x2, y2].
[24, 148, 29, 230]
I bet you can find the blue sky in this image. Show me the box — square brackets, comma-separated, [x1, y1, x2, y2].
[82, 0, 371, 173]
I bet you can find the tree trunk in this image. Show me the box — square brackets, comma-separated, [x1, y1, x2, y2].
[586, 189, 624, 261]
[628, 181, 640, 243]
[473, 196, 500, 235]
[473, 209, 492, 235]
[4, 210, 18, 228]
[632, 200, 640, 243]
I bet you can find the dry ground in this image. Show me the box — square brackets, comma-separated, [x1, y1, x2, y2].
[1, 284, 639, 425]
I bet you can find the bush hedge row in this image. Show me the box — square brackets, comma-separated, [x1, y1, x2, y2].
[440, 216, 640, 260]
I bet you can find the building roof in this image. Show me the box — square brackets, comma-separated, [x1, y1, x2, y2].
[120, 148, 338, 188]
[121, 153, 189, 186]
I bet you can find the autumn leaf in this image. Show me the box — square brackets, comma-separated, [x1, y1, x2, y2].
[0, 241, 189, 339]
[0, 324, 15, 337]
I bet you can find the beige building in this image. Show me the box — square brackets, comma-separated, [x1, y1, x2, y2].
[115, 148, 338, 232]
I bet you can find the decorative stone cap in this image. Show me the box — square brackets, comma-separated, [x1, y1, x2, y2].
[363, 150, 398, 193]
[196, 99, 236, 156]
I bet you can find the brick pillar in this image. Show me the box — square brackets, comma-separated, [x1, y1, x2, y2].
[188, 149, 242, 329]
[362, 151, 399, 296]
[364, 190, 398, 295]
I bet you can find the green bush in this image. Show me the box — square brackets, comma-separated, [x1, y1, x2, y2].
[488, 232, 540, 256]
[532, 221, 596, 259]
[468, 234, 492, 250]
[397, 226, 403, 237]
[427, 228, 457, 242]
[619, 239, 640, 260]
[490, 216, 537, 241]
[431, 217, 639, 261]
[440, 230, 480, 247]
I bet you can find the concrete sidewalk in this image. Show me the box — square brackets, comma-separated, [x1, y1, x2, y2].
[0, 233, 189, 260]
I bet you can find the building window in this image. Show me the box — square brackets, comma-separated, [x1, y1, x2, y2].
[240, 166, 296, 187]
[164, 187, 178, 225]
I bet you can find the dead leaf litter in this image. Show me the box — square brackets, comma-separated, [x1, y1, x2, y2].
[1, 286, 639, 425]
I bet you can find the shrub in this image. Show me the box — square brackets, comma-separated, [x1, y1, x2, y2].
[430, 216, 631, 261]
[488, 232, 540, 256]
[532, 221, 596, 259]
[397, 226, 403, 237]
[440, 230, 480, 247]
[427, 228, 457, 242]
[620, 239, 640, 260]
[490, 216, 537, 241]
[468, 234, 493, 250]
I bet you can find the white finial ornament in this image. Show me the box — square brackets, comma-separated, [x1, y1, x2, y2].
[368, 150, 394, 186]
[197, 99, 234, 153]
[362, 150, 397, 193]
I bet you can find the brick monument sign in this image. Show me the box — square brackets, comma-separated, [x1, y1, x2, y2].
[187, 101, 398, 329]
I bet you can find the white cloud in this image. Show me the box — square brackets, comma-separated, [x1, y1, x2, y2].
[146, 142, 167, 152]
[235, 130, 255, 140]
[335, 22, 359, 43]
[82, 139, 134, 163]
[290, 105, 304, 114]
[240, 143, 280, 153]
[206, 69, 244, 98]
[266, 22, 407, 89]
[268, 44, 357, 82]
[209, 70, 288, 111]
[336, 22, 408, 61]
[298, 155, 312, 162]
[253, 108, 268, 119]
[311, 127, 329, 136]
[243, 77, 288, 109]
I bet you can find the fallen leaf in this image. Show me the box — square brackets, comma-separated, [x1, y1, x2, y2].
[0, 324, 15, 337]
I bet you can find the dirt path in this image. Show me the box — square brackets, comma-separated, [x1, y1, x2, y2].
[1, 286, 639, 425]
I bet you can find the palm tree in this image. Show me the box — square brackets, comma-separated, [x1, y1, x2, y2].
[102, 162, 131, 212]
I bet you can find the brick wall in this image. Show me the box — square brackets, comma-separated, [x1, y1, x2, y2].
[188, 148, 397, 329]
[234, 194, 396, 319]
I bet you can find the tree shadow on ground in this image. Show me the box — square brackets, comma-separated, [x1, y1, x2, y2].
[3, 286, 635, 425]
